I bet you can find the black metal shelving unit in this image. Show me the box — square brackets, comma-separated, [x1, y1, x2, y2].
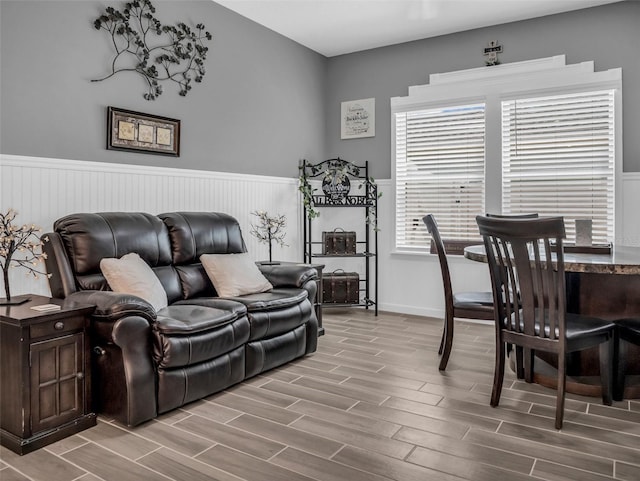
[300, 158, 378, 315]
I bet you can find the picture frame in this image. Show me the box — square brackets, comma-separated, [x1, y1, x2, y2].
[107, 106, 180, 156]
[341, 98, 375, 139]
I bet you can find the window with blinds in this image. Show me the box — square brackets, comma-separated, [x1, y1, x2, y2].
[502, 90, 615, 244]
[395, 104, 486, 250]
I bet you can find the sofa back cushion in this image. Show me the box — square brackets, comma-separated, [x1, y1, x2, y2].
[159, 212, 247, 299]
[100, 252, 169, 312]
[54, 212, 183, 302]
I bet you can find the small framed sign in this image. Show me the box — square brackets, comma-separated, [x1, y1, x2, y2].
[107, 107, 180, 156]
[341, 98, 375, 139]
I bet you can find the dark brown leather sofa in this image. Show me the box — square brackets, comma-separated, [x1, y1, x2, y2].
[43, 212, 318, 426]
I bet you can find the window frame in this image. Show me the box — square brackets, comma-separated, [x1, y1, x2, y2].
[391, 55, 622, 254]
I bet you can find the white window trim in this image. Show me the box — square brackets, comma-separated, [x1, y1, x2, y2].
[391, 55, 622, 254]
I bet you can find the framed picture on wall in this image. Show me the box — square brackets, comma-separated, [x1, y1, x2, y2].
[107, 107, 180, 156]
[341, 98, 375, 139]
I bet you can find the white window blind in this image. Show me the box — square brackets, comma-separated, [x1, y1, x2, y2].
[395, 104, 485, 250]
[502, 90, 615, 244]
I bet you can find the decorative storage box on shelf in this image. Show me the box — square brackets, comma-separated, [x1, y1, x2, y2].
[323, 229, 356, 255]
[322, 270, 360, 304]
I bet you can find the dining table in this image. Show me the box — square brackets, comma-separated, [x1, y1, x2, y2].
[464, 243, 640, 399]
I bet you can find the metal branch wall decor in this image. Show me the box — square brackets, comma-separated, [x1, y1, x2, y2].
[92, 0, 212, 100]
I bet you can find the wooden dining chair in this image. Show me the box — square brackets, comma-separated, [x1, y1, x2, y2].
[476, 215, 615, 429]
[614, 318, 640, 400]
[422, 214, 495, 371]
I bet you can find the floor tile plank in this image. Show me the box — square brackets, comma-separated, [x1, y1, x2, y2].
[228, 413, 344, 458]
[62, 443, 172, 481]
[196, 444, 315, 481]
[463, 428, 614, 476]
[407, 445, 538, 481]
[332, 445, 468, 481]
[272, 446, 394, 481]
[350, 401, 470, 439]
[209, 391, 303, 425]
[259, 378, 359, 409]
[289, 415, 413, 459]
[394, 426, 534, 474]
[137, 446, 246, 481]
[75, 420, 159, 460]
[0, 445, 86, 481]
[286, 399, 402, 437]
[174, 414, 285, 459]
[498, 422, 640, 465]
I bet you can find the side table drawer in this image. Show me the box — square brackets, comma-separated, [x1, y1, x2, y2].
[30, 315, 85, 339]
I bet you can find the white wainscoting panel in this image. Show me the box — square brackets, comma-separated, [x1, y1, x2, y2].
[2, 154, 639, 316]
[0, 155, 301, 298]
[621, 172, 640, 246]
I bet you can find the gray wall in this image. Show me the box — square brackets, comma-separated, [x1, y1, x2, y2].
[326, 1, 640, 180]
[0, 0, 326, 178]
[2, 1, 638, 180]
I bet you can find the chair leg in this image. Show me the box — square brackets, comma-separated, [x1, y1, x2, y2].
[599, 337, 614, 406]
[614, 332, 626, 402]
[438, 328, 445, 355]
[523, 347, 534, 383]
[555, 354, 567, 430]
[490, 340, 506, 407]
[438, 311, 454, 371]
[515, 345, 525, 379]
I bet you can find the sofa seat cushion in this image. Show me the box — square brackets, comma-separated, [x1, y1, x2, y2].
[172, 298, 248, 319]
[153, 306, 250, 369]
[155, 305, 240, 334]
[225, 289, 312, 341]
[227, 288, 308, 312]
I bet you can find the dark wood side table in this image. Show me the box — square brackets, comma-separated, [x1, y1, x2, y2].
[0, 295, 96, 455]
[258, 261, 325, 336]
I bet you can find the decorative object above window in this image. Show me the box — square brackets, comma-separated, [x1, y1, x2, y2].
[92, 0, 212, 100]
[483, 40, 502, 66]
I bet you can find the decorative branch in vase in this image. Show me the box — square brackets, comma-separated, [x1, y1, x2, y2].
[250, 211, 288, 264]
[0, 209, 50, 305]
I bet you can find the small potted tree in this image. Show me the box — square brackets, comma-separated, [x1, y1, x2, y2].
[250, 211, 287, 264]
[0, 209, 50, 305]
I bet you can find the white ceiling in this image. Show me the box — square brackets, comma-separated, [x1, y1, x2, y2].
[214, 0, 622, 57]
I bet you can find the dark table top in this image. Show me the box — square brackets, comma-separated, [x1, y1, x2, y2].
[464, 244, 640, 275]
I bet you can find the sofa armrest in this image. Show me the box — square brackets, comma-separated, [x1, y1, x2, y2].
[66, 290, 156, 324]
[259, 265, 320, 347]
[69, 290, 158, 426]
[258, 264, 318, 288]
[66, 290, 156, 351]
[91, 314, 157, 426]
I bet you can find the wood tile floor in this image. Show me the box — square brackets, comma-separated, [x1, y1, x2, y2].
[2, 309, 640, 481]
